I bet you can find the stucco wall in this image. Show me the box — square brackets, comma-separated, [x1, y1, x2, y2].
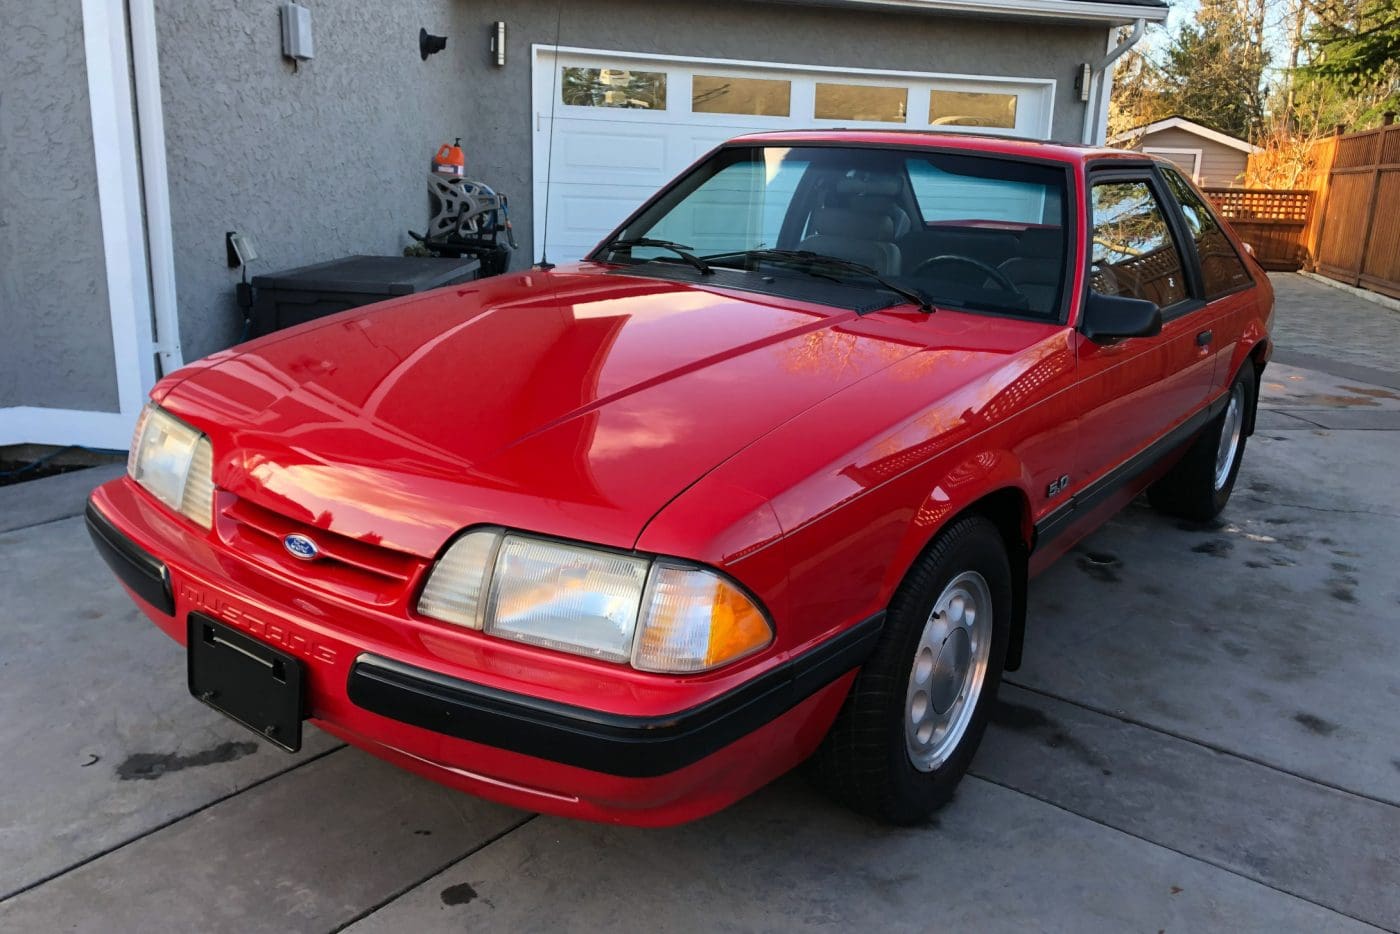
[155, 0, 483, 362]
[159, 0, 1110, 361]
[0, 0, 119, 412]
[1136, 127, 1249, 188]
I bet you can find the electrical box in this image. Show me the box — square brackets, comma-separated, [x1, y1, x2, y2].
[226, 231, 259, 268]
[281, 2, 314, 61]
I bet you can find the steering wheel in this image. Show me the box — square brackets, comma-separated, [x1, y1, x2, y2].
[911, 254, 1027, 300]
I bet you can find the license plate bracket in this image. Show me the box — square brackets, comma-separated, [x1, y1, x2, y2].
[187, 614, 304, 752]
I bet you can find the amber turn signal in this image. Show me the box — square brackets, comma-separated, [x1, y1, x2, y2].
[632, 565, 773, 673]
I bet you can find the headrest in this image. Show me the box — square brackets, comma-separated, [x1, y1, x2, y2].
[835, 173, 903, 197]
[811, 206, 896, 241]
[849, 197, 913, 238]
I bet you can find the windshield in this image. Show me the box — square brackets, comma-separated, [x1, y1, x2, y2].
[599, 145, 1069, 318]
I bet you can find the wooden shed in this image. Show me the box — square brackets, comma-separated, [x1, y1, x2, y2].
[1107, 116, 1260, 188]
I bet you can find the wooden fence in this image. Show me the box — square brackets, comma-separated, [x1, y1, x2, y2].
[1312, 122, 1400, 299]
[1202, 188, 1313, 271]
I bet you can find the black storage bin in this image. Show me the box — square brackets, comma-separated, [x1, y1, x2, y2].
[249, 255, 480, 336]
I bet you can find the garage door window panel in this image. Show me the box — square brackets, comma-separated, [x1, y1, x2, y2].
[1090, 181, 1189, 309]
[929, 90, 1017, 129]
[1159, 168, 1253, 298]
[692, 75, 792, 117]
[814, 83, 908, 123]
[562, 67, 667, 110]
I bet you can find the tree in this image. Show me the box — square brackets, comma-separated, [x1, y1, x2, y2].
[1307, 0, 1400, 88]
[1110, 0, 1396, 143]
[1108, 45, 1175, 137]
[1246, 119, 1331, 187]
[1301, 0, 1400, 121]
[1158, 0, 1272, 139]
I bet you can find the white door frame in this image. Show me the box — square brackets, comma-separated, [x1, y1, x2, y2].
[531, 44, 1057, 261]
[1143, 146, 1203, 183]
[0, 0, 180, 451]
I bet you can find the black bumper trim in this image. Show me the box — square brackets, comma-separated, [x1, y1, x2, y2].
[85, 499, 175, 615]
[347, 612, 885, 778]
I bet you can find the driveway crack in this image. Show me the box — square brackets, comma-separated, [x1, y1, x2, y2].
[966, 774, 1395, 933]
[0, 743, 348, 904]
[1241, 496, 1400, 520]
[327, 812, 538, 932]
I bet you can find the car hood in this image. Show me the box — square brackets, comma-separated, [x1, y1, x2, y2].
[159, 265, 926, 557]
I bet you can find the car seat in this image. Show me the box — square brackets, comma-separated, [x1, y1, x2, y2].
[799, 206, 901, 275]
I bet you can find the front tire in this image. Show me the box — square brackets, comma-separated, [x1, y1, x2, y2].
[1148, 363, 1256, 522]
[810, 516, 1011, 824]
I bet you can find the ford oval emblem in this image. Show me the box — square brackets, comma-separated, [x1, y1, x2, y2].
[283, 533, 320, 561]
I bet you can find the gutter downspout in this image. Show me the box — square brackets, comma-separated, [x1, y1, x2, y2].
[129, 0, 183, 376]
[1081, 18, 1145, 145]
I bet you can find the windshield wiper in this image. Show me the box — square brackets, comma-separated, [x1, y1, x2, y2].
[600, 238, 713, 275]
[703, 249, 933, 313]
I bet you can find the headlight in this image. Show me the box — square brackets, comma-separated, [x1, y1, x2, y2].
[416, 530, 773, 673]
[128, 404, 215, 529]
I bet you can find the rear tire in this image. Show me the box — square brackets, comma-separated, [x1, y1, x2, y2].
[1148, 364, 1256, 522]
[810, 516, 1011, 824]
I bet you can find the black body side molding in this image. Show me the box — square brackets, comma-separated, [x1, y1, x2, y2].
[1033, 394, 1227, 550]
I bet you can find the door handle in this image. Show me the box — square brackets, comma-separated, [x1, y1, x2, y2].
[1196, 330, 1214, 347]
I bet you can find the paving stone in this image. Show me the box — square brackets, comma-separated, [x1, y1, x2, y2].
[1269, 273, 1400, 382]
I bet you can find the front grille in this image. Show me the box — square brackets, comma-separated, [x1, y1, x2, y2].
[217, 495, 426, 606]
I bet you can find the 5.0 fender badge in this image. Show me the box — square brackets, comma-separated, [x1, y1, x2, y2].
[283, 533, 320, 561]
[1047, 475, 1070, 498]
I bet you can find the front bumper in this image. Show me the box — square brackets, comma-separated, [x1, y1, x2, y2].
[86, 501, 173, 614]
[86, 478, 877, 824]
[349, 612, 879, 779]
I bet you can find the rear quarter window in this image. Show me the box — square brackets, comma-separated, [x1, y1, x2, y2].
[1161, 168, 1254, 298]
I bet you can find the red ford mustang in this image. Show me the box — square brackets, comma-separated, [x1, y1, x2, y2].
[88, 131, 1272, 826]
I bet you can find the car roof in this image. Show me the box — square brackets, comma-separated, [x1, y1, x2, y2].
[725, 129, 1152, 166]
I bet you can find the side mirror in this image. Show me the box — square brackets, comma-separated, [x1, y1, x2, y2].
[1081, 291, 1162, 342]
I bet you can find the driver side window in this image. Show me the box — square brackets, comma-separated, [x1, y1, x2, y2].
[1090, 180, 1188, 308]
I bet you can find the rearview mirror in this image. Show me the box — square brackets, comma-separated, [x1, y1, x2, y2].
[1081, 291, 1162, 342]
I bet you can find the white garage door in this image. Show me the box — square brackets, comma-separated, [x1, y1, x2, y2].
[531, 47, 1056, 263]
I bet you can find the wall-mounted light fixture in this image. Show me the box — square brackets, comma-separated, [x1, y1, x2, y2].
[1076, 63, 1091, 102]
[281, 2, 314, 62]
[420, 27, 447, 60]
[490, 21, 506, 67]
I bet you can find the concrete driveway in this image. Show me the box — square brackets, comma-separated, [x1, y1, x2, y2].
[1, 273, 1396, 932]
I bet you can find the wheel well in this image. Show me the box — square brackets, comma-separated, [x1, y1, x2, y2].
[965, 488, 1031, 672]
[1245, 339, 1269, 436]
